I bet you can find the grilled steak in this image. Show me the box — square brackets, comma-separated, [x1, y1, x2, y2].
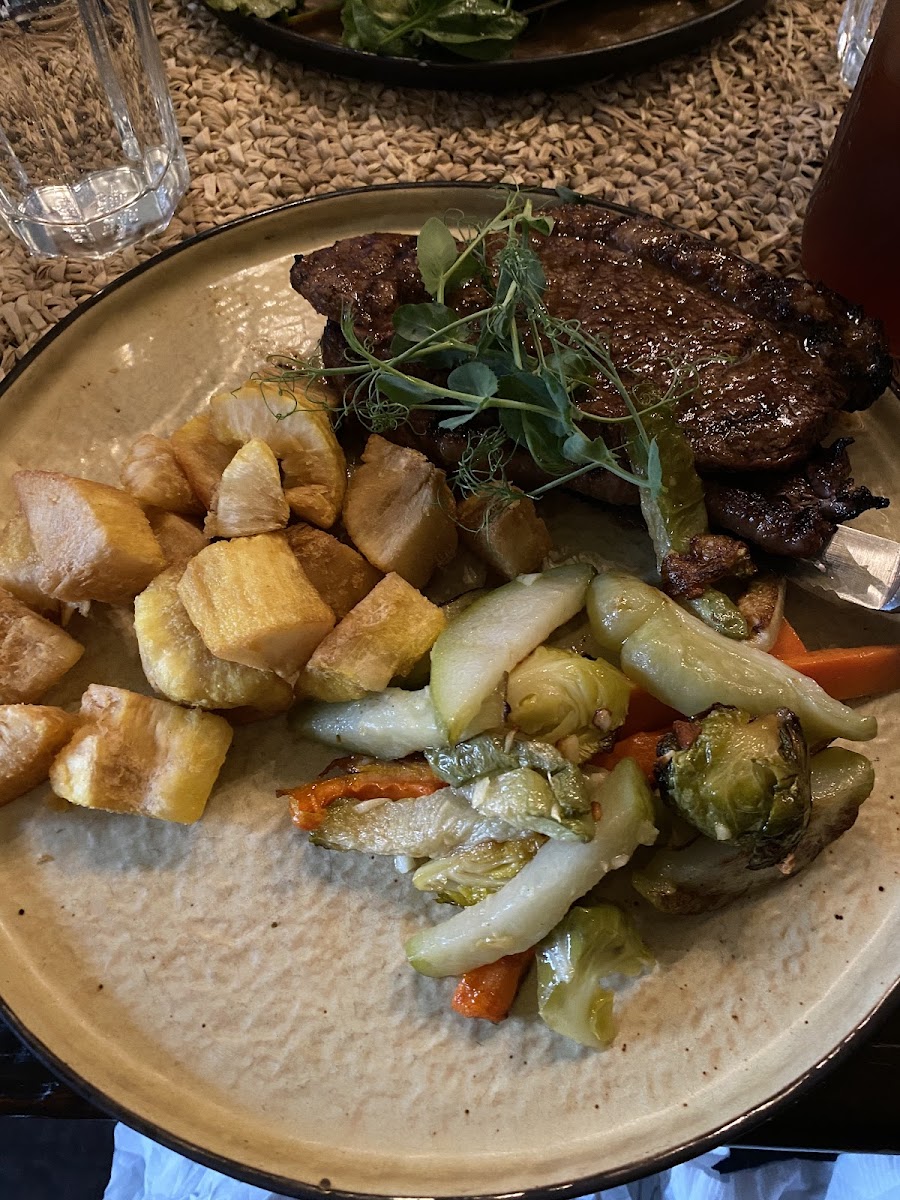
[290, 203, 891, 557]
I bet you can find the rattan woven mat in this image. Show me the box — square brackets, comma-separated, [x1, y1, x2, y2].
[0, 0, 843, 376]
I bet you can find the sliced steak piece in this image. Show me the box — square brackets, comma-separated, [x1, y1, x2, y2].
[291, 205, 891, 474]
[704, 440, 889, 560]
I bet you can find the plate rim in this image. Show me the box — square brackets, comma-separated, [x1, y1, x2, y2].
[213, 0, 768, 91]
[1, 180, 898, 1197]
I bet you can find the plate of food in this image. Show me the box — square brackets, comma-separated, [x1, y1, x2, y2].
[208, 0, 767, 91]
[0, 182, 898, 1197]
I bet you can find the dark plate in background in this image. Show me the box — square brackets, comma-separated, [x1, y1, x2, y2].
[214, 0, 767, 90]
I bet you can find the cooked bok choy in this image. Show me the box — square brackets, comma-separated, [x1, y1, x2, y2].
[507, 646, 632, 759]
[656, 707, 811, 869]
[404, 758, 657, 977]
[536, 903, 654, 1050]
[633, 747, 875, 914]
[587, 572, 876, 745]
[430, 564, 593, 743]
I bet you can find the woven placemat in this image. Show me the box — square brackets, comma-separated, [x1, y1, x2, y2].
[0, 0, 843, 377]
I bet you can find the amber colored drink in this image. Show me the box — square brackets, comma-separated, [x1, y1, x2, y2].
[801, 0, 900, 353]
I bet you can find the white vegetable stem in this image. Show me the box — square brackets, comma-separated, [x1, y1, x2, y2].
[292, 685, 504, 760]
[405, 759, 658, 978]
[430, 564, 594, 743]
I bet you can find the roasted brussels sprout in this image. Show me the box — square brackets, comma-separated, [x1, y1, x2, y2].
[536, 903, 654, 1050]
[656, 706, 811, 869]
[412, 836, 544, 906]
[425, 733, 593, 841]
[507, 646, 631, 759]
[633, 747, 875, 914]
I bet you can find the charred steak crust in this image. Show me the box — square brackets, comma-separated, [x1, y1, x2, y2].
[704, 440, 889, 560]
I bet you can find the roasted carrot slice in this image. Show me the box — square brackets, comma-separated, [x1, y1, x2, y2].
[590, 729, 670, 780]
[451, 950, 536, 1023]
[769, 619, 807, 660]
[782, 645, 900, 702]
[280, 763, 443, 831]
[618, 688, 680, 738]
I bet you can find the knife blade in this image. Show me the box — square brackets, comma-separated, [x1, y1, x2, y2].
[789, 526, 900, 613]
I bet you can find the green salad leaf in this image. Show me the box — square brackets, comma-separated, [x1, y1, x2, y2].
[342, 0, 528, 60]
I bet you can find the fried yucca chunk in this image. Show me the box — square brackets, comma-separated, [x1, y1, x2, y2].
[177, 533, 334, 678]
[0, 514, 60, 616]
[204, 438, 290, 538]
[298, 572, 445, 703]
[0, 587, 84, 704]
[209, 380, 346, 528]
[342, 436, 457, 589]
[284, 524, 382, 621]
[49, 684, 232, 824]
[146, 510, 209, 568]
[457, 488, 553, 580]
[169, 411, 235, 509]
[135, 567, 293, 714]
[120, 433, 201, 514]
[13, 471, 165, 604]
[0, 704, 78, 806]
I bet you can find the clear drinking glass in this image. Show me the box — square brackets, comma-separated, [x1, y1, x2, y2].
[838, 0, 887, 86]
[0, 0, 189, 258]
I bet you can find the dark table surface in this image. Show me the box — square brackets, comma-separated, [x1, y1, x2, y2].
[3, 1000, 900, 1155]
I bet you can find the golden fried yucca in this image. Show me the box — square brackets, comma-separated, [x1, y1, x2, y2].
[284, 523, 382, 621]
[457, 488, 553, 580]
[0, 513, 60, 616]
[177, 532, 334, 679]
[204, 438, 290, 539]
[146, 510, 209, 568]
[0, 704, 78, 806]
[0, 587, 84, 704]
[49, 684, 233, 824]
[169, 411, 235, 509]
[120, 433, 201, 514]
[298, 572, 446, 703]
[209, 380, 346, 528]
[135, 567, 293, 714]
[13, 471, 165, 604]
[342, 435, 458, 589]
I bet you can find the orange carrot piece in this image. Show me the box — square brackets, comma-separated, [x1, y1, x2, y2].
[781, 645, 900, 701]
[280, 764, 443, 831]
[591, 729, 670, 780]
[769, 619, 807, 660]
[451, 950, 536, 1023]
[619, 688, 680, 738]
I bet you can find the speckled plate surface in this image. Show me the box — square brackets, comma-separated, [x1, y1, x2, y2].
[214, 0, 767, 91]
[0, 183, 898, 1198]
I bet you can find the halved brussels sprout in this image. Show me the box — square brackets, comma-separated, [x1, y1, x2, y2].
[507, 646, 631, 753]
[412, 836, 544, 906]
[633, 747, 875, 914]
[425, 734, 593, 841]
[536, 903, 654, 1050]
[656, 706, 811, 869]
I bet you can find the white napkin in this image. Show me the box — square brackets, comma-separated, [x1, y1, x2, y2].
[104, 1125, 900, 1200]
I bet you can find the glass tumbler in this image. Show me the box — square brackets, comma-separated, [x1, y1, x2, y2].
[0, 0, 189, 258]
[838, 0, 886, 86]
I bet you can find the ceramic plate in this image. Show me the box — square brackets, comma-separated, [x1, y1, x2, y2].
[1, 183, 898, 1198]
[213, 0, 766, 91]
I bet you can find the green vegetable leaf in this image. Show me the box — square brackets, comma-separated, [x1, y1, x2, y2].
[537, 904, 655, 1050]
[205, 0, 297, 17]
[417, 217, 461, 299]
[392, 301, 461, 343]
[447, 360, 498, 401]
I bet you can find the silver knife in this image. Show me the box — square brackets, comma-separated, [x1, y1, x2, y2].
[789, 526, 900, 613]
